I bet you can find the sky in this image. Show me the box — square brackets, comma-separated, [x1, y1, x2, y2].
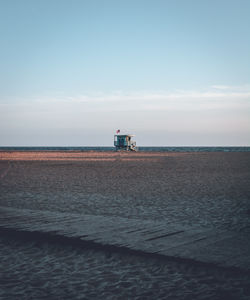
[0, 0, 249, 146]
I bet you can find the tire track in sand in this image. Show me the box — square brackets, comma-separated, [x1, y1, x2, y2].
[0, 162, 12, 181]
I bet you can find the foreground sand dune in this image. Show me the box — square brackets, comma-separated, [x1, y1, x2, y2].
[1, 205, 250, 272]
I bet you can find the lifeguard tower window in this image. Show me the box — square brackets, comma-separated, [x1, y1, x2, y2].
[114, 134, 137, 151]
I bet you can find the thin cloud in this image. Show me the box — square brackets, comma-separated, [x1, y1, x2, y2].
[1, 85, 249, 146]
[212, 85, 232, 90]
[1, 85, 250, 114]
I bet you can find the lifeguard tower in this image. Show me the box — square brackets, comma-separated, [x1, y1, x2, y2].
[114, 131, 137, 151]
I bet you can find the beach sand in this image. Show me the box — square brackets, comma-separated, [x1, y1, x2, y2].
[0, 151, 250, 299]
[0, 151, 250, 231]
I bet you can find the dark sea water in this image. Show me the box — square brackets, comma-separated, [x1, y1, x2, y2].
[0, 146, 250, 152]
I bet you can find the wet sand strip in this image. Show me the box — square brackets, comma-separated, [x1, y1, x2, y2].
[0, 206, 249, 272]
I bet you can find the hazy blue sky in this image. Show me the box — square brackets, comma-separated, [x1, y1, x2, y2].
[0, 0, 249, 146]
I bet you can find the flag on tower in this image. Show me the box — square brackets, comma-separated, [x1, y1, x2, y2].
[116, 129, 120, 134]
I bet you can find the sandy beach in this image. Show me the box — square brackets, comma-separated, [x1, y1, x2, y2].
[0, 151, 250, 299]
[0, 151, 250, 231]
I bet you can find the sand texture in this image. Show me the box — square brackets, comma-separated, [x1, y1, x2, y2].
[0, 151, 250, 299]
[0, 151, 250, 232]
